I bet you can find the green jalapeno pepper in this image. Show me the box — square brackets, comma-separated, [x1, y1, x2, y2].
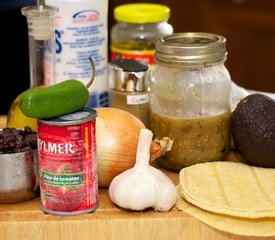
[19, 79, 89, 119]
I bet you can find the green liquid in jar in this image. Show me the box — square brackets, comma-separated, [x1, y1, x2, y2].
[150, 111, 231, 171]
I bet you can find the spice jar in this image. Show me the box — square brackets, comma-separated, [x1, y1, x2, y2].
[150, 32, 232, 171]
[110, 3, 173, 67]
[109, 59, 150, 127]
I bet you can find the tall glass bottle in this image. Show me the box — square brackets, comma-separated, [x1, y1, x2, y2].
[7, 1, 57, 130]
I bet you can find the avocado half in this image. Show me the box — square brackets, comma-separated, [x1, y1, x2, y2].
[231, 93, 275, 168]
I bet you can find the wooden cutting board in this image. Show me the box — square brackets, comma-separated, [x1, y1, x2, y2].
[0, 115, 274, 240]
[0, 152, 273, 240]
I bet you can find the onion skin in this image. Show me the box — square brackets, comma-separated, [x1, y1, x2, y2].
[95, 108, 172, 188]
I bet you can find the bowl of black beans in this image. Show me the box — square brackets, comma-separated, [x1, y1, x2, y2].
[0, 127, 38, 204]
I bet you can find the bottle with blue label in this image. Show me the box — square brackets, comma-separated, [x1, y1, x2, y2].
[46, 0, 109, 107]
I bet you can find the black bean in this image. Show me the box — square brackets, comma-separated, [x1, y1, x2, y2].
[0, 127, 37, 154]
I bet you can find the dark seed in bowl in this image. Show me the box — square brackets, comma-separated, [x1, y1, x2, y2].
[0, 126, 37, 154]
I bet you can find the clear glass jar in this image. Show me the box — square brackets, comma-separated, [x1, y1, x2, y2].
[150, 32, 232, 171]
[110, 3, 173, 66]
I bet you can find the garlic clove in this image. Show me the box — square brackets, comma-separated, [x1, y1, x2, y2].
[150, 167, 177, 211]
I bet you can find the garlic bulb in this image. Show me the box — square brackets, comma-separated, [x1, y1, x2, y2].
[108, 128, 177, 212]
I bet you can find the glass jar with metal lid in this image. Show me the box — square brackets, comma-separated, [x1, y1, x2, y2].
[109, 59, 150, 127]
[110, 3, 173, 66]
[150, 32, 232, 171]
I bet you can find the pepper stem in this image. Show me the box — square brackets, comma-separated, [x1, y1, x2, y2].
[86, 56, 95, 89]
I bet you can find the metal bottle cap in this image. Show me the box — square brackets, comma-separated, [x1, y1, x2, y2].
[109, 59, 150, 92]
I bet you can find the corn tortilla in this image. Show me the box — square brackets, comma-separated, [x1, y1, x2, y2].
[179, 161, 275, 218]
[176, 186, 275, 237]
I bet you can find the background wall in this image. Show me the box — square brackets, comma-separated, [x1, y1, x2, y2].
[0, 6, 31, 115]
[1, 0, 275, 114]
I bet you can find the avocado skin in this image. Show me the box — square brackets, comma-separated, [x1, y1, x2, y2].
[231, 93, 275, 168]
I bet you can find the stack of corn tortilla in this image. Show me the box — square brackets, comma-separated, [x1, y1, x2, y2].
[176, 161, 275, 237]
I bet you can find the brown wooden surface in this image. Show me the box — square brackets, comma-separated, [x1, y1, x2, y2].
[0, 116, 275, 240]
[1, 153, 275, 240]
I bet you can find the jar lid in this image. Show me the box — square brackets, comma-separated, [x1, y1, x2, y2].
[155, 32, 227, 65]
[114, 3, 170, 24]
[109, 59, 150, 92]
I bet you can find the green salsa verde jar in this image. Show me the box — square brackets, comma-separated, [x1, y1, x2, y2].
[150, 32, 232, 171]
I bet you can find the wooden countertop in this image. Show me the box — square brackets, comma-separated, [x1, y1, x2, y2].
[0, 116, 274, 240]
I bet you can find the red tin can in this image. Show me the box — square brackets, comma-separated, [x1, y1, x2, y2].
[37, 108, 98, 216]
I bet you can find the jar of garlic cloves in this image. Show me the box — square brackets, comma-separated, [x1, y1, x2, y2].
[150, 32, 232, 171]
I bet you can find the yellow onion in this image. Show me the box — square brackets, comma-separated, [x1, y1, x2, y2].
[95, 108, 173, 187]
